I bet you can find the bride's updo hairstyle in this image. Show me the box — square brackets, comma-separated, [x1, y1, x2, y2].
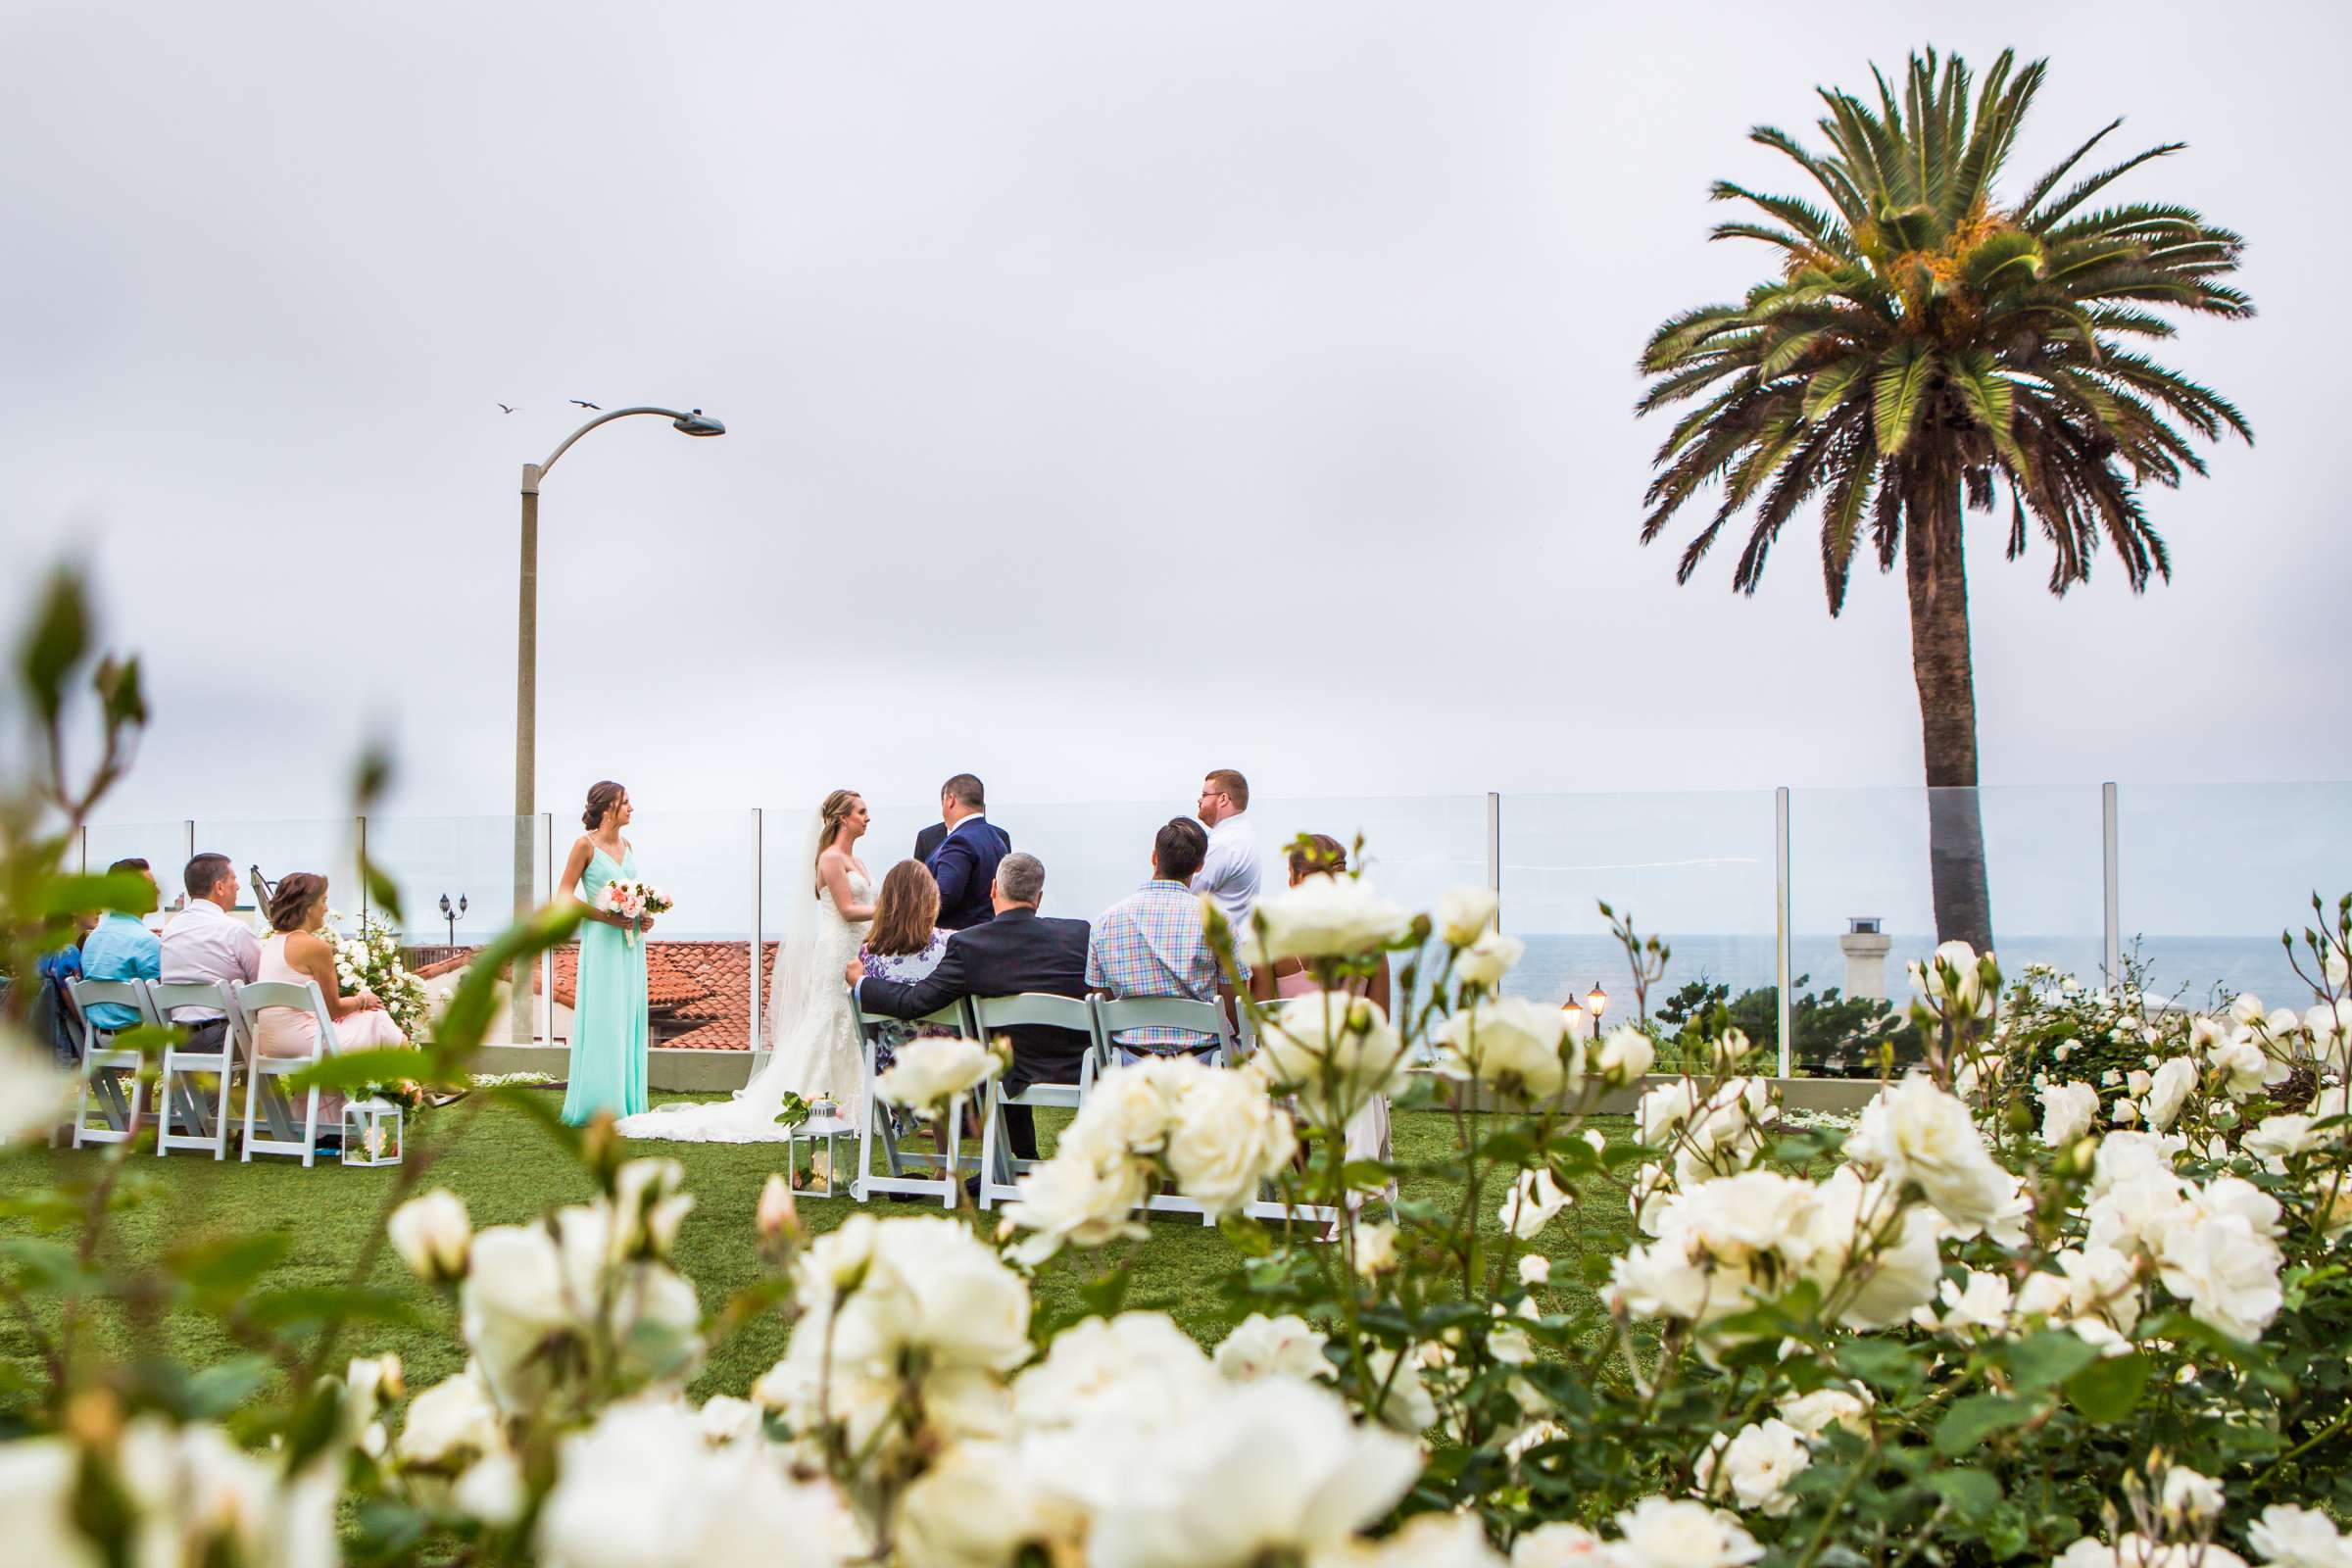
[813, 789, 861, 887]
[583, 780, 626, 831]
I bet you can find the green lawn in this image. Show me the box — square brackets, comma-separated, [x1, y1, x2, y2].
[0, 1091, 1637, 1404]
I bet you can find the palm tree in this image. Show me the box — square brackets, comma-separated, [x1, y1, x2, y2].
[1638, 49, 2251, 952]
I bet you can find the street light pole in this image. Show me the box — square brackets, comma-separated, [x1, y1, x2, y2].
[510, 406, 724, 1042]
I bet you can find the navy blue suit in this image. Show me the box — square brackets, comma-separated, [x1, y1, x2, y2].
[926, 817, 1011, 931]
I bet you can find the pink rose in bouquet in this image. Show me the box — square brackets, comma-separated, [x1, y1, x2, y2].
[595, 880, 673, 948]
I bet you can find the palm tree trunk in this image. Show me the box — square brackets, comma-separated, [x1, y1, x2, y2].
[1901, 466, 1995, 953]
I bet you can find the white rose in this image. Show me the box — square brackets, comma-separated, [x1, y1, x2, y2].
[0, 1439, 103, 1567]
[1435, 886, 1500, 947]
[1080, 1378, 1422, 1568]
[1800, 1166, 1942, 1331]
[2142, 1058, 2198, 1131]
[2212, 1033, 2289, 1099]
[1909, 939, 1990, 1016]
[874, 1036, 1004, 1118]
[2156, 1465, 2226, 1527]
[1070, 1056, 1194, 1155]
[1455, 927, 1527, 989]
[2037, 1082, 2100, 1147]
[1915, 1269, 2014, 1338]
[1709, 1028, 1753, 1072]
[2243, 1114, 2320, 1171]
[1694, 1418, 1810, 1517]
[536, 1398, 864, 1568]
[2248, 1505, 2352, 1568]
[2153, 1214, 2283, 1343]
[1776, 1387, 1872, 1440]
[1353, 1221, 1399, 1277]
[461, 1224, 572, 1410]
[899, 1440, 1080, 1568]
[1518, 1252, 1551, 1288]
[1215, 1312, 1331, 1384]
[1324, 1513, 1509, 1567]
[1513, 1523, 1608, 1568]
[1637, 1081, 1700, 1145]
[452, 1450, 524, 1527]
[390, 1190, 472, 1283]
[1166, 1068, 1297, 1219]
[1255, 992, 1410, 1127]
[0, 1042, 78, 1143]
[2127, 1069, 2153, 1097]
[1247, 874, 1412, 964]
[2112, 1097, 2140, 1125]
[397, 1366, 505, 1471]
[1437, 997, 1578, 1102]
[1012, 1312, 1219, 1437]
[1597, 1027, 1656, 1087]
[1004, 1145, 1150, 1264]
[807, 1216, 1033, 1377]
[1844, 1074, 2014, 1234]
[1499, 1166, 1574, 1240]
[1608, 1495, 1764, 1568]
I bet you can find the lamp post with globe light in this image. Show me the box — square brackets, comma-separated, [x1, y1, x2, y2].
[1585, 983, 1609, 1038]
[510, 406, 725, 1040]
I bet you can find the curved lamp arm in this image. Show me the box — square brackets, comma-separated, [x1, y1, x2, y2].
[523, 406, 725, 494]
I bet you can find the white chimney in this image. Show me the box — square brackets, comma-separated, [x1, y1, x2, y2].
[1840, 916, 1891, 1003]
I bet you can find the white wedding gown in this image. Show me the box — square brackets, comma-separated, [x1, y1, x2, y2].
[615, 867, 872, 1144]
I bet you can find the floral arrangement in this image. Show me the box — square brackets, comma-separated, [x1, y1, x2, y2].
[4, 573, 2350, 1566]
[594, 879, 672, 948]
[326, 908, 430, 1038]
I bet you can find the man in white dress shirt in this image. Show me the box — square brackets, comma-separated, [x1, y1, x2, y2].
[1190, 768, 1261, 934]
[159, 852, 262, 1051]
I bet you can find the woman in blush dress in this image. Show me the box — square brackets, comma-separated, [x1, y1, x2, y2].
[562, 781, 653, 1126]
[1250, 834, 1396, 1212]
[253, 872, 410, 1134]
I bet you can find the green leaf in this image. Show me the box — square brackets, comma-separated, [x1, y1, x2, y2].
[16, 568, 89, 725]
[1934, 1393, 2032, 1455]
[1836, 1338, 1928, 1393]
[1926, 1467, 2004, 1516]
[1340, 1160, 1397, 1192]
[1803, 359, 1871, 421]
[1218, 1212, 1273, 1256]
[180, 1355, 277, 1419]
[2065, 1350, 2149, 1423]
[35, 870, 159, 919]
[246, 1286, 425, 1332]
[1872, 344, 1936, 456]
[2004, 1329, 2101, 1393]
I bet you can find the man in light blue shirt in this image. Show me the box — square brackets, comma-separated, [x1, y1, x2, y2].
[79, 858, 162, 1034]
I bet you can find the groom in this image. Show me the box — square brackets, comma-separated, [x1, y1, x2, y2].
[923, 773, 1010, 930]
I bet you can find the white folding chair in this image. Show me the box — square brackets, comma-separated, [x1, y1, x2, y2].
[1089, 995, 1246, 1226]
[231, 980, 334, 1168]
[849, 995, 978, 1205]
[68, 979, 150, 1148]
[971, 993, 1102, 1210]
[147, 982, 237, 1159]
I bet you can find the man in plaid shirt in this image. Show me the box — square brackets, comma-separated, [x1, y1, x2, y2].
[1087, 817, 1247, 1057]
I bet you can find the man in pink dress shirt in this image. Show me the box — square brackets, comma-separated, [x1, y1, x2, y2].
[159, 852, 261, 1053]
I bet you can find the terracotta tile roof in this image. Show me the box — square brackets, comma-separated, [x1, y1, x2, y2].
[414, 941, 781, 1051]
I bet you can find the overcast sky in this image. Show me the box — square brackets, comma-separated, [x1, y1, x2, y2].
[5, 1, 2348, 941]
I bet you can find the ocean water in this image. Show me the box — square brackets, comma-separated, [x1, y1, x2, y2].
[1496, 933, 2316, 1013]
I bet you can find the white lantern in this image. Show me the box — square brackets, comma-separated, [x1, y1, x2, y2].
[786, 1103, 856, 1199]
[342, 1096, 405, 1167]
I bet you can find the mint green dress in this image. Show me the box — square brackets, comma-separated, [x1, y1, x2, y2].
[562, 844, 650, 1125]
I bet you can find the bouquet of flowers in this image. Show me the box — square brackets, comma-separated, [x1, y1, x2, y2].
[325, 911, 431, 1039]
[594, 880, 672, 948]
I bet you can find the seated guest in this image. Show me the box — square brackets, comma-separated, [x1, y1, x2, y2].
[858, 860, 953, 1074]
[31, 911, 99, 1065]
[1088, 816, 1246, 1062]
[160, 853, 261, 1054]
[846, 852, 1088, 1161]
[1250, 834, 1396, 1214]
[253, 872, 409, 1126]
[79, 858, 163, 1038]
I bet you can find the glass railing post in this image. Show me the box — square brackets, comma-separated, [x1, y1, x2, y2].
[1485, 792, 1501, 920]
[2102, 781, 2121, 990]
[539, 813, 555, 1049]
[77, 826, 87, 874]
[750, 808, 764, 1053]
[183, 819, 195, 868]
[357, 814, 368, 930]
[1775, 785, 1793, 1077]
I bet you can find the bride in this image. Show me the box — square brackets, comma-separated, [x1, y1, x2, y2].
[615, 790, 874, 1144]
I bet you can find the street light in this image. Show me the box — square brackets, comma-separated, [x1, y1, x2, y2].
[439, 892, 467, 950]
[1585, 983, 1609, 1032]
[512, 405, 725, 1039]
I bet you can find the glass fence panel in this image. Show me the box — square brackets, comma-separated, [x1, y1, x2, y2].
[2117, 782, 2352, 1008]
[1789, 786, 2103, 1074]
[364, 814, 541, 955]
[81, 820, 184, 884]
[611, 808, 759, 1052]
[193, 816, 365, 928]
[1498, 792, 1779, 1063]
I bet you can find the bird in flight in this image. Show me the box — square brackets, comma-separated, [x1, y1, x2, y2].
[497, 403, 515, 414]
[570, 399, 601, 411]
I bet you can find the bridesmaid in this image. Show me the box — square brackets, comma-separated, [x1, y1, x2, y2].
[561, 780, 652, 1125]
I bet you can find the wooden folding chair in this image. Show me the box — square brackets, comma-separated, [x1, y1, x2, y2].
[67, 979, 149, 1148]
[849, 994, 978, 1205]
[147, 981, 237, 1159]
[971, 993, 1102, 1210]
[231, 980, 335, 1167]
